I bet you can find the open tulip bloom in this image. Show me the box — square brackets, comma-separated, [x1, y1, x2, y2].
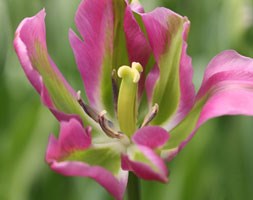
[14, 0, 253, 199]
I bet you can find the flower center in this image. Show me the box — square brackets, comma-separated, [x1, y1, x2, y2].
[77, 62, 159, 140]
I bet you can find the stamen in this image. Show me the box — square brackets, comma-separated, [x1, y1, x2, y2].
[98, 110, 123, 139]
[77, 90, 99, 122]
[111, 69, 119, 112]
[141, 103, 159, 128]
[77, 91, 124, 139]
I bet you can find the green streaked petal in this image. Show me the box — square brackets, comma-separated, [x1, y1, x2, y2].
[14, 10, 92, 126]
[151, 17, 185, 125]
[141, 8, 192, 125]
[64, 147, 121, 175]
[164, 98, 205, 150]
[32, 42, 88, 123]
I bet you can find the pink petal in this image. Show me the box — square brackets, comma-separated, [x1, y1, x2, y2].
[46, 119, 91, 162]
[50, 161, 128, 200]
[69, 0, 114, 111]
[122, 145, 168, 182]
[132, 126, 169, 149]
[129, 0, 145, 13]
[164, 50, 253, 160]
[45, 118, 127, 200]
[197, 50, 253, 121]
[124, 5, 152, 97]
[14, 9, 82, 122]
[45, 134, 59, 163]
[145, 64, 159, 100]
[198, 50, 253, 97]
[141, 8, 195, 127]
[70, 0, 152, 109]
[58, 119, 91, 154]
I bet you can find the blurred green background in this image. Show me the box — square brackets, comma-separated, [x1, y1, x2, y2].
[1, 0, 253, 199]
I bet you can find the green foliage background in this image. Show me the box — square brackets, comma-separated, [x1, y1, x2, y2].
[1, 0, 253, 199]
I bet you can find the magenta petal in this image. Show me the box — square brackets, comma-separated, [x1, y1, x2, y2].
[14, 10, 48, 96]
[46, 118, 91, 162]
[70, 0, 114, 110]
[141, 8, 181, 60]
[45, 134, 59, 164]
[132, 126, 169, 149]
[14, 9, 82, 123]
[124, 5, 152, 96]
[46, 119, 127, 200]
[198, 50, 253, 98]
[165, 50, 253, 160]
[69, 28, 101, 110]
[71, 0, 152, 107]
[129, 0, 145, 13]
[50, 161, 127, 200]
[14, 9, 75, 98]
[174, 33, 195, 128]
[197, 50, 253, 120]
[58, 119, 91, 154]
[145, 64, 159, 101]
[122, 145, 168, 182]
[141, 8, 195, 127]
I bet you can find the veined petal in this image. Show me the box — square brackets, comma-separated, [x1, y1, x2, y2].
[122, 144, 168, 182]
[141, 8, 195, 127]
[14, 9, 90, 125]
[46, 119, 128, 200]
[162, 50, 253, 160]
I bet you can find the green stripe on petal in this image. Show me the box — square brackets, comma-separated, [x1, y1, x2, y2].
[100, 0, 130, 118]
[164, 97, 206, 150]
[72, 0, 129, 120]
[112, 0, 129, 69]
[163, 50, 253, 157]
[127, 145, 159, 173]
[63, 147, 121, 175]
[151, 17, 185, 125]
[32, 42, 87, 123]
[140, 9, 189, 125]
[101, 50, 114, 117]
[122, 144, 168, 182]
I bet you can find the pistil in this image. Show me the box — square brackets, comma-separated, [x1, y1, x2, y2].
[117, 62, 143, 137]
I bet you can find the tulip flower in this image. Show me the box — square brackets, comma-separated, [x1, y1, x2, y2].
[14, 0, 253, 199]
